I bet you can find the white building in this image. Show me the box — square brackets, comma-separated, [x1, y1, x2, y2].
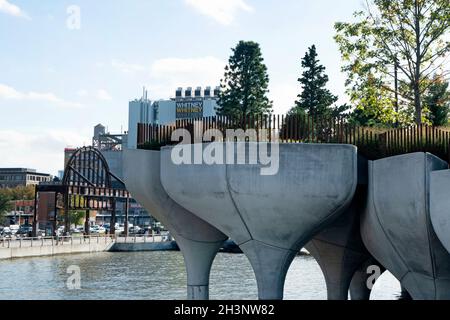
[127, 89, 154, 149]
[127, 86, 220, 149]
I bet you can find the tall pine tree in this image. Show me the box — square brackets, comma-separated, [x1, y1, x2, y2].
[291, 45, 338, 118]
[217, 41, 272, 118]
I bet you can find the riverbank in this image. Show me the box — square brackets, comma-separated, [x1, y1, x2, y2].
[0, 236, 115, 260]
[0, 236, 251, 260]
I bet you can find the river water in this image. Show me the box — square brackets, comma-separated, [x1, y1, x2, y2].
[0, 251, 401, 300]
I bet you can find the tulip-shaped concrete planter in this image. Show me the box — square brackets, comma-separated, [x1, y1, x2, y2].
[430, 170, 450, 256]
[305, 188, 381, 300]
[361, 152, 450, 300]
[161, 143, 357, 300]
[123, 149, 228, 300]
[305, 156, 384, 300]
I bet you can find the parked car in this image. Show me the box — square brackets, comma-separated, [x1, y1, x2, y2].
[9, 225, 19, 235]
[16, 225, 33, 237]
[89, 225, 105, 234]
[129, 226, 141, 234]
[1, 227, 12, 237]
[138, 227, 152, 235]
[37, 229, 46, 237]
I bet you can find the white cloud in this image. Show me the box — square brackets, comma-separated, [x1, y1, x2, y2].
[111, 59, 146, 73]
[96, 89, 112, 101]
[77, 89, 88, 97]
[0, 0, 30, 19]
[148, 56, 225, 98]
[0, 83, 82, 108]
[184, 0, 253, 25]
[0, 128, 90, 175]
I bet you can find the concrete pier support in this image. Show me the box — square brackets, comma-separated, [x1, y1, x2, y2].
[123, 149, 228, 300]
[306, 204, 376, 301]
[176, 235, 224, 300]
[361, 153, 450, 300]
[348, 258, 385, 300]
[430, 170, 450, 255]
[240, 241, 297, 300]
[161, 143, 358, 300]
[305, 157, 376, 300]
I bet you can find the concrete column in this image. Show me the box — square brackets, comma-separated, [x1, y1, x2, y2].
[399, 285, 412, 300]
[361, 153, 450, 300]
[348, 258, 385, 300]
[123, 149, 228, 300]
[160, 143, 358, 300]
[305, 161, 371, 301]
[240, 240, 296, 300]
[307, 239, 369, 300]
[176, 235, 224, 300]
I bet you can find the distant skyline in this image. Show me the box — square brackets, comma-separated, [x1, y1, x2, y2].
[0, 0, 365, 174]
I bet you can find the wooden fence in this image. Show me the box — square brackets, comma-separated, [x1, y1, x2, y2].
[137, 114, 450, 163]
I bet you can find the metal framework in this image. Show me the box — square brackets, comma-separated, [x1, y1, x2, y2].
[93, 132, 125, 151]
[33, 146, 130, 237]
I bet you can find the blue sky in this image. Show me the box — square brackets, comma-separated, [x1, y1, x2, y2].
[0, 0, 364, 175]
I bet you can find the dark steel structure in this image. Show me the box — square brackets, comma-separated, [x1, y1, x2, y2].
[33, 146, 130, 237]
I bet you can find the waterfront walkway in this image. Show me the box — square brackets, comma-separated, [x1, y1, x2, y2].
[0, 234, 176, 259]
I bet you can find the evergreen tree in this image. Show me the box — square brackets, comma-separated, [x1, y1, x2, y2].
[292, 45, 338, 118]
[424, 75, 450, 126]
[217, 41, 272, 118]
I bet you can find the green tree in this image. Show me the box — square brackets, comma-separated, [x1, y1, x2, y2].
[218, 41, 273, 118]
[348, 74, 397, 126]
[0, 193, 12, 224]
[0, 185, 35, 200]
[70, 210, 86, 227]
[335, 0, 450, 124]
[424, 74, 450, 126]
[291, 45, 338, 118]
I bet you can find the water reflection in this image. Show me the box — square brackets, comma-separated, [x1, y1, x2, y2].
[0, 252, 400, 300]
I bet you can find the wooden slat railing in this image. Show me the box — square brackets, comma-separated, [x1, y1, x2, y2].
[136, 114, 450, 163]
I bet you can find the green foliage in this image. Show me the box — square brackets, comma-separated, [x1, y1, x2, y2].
[347, 75, 397, 126]
[70, 210, 86, 226]
[0, 185, 35, 200]
[0, 193, 12, 222]
[424, 74, 450, 126]
[335, 0, 450, 124]
[291, 45, 338, 118]
[217, 41, 273, 118]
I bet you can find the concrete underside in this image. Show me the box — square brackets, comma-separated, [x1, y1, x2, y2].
[305, 156, 384, 300]
[161, 143, 358, 299]
[361, 152, 450, 300]
[306, 187, 377, 300]
[430, 170, 450, 256]
[123, 149, 227, 300]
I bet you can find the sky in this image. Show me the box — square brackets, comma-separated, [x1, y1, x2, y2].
[0, 0, 366, 175]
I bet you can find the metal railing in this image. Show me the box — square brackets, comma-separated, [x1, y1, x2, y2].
[137, 114, 450, 163]
[115, 233, 172, 244]
[0, 233, 172, 249]
[0, 235, 115, 249]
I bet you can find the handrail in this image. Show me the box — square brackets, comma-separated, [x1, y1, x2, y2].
[0, 235, 116, 249]
[0, 233, 172, 248]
